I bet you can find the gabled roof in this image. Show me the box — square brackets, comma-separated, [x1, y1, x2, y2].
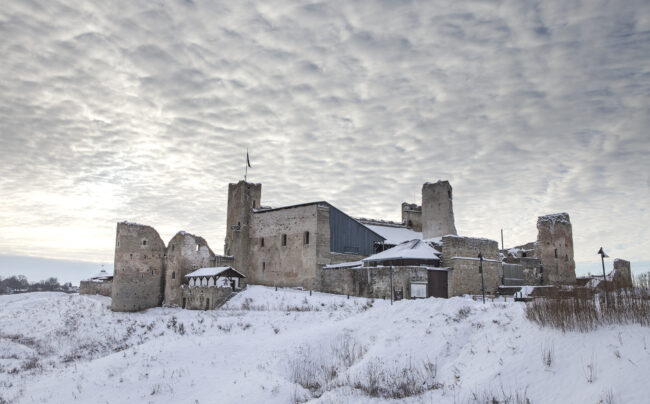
[363, 224, 422, 245]
[185, 266, 246, 278]
[363, 239, 440, 262]
[253, 201, 386, 241]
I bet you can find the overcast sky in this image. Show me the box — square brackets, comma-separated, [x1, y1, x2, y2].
[1, 0, 648, 274]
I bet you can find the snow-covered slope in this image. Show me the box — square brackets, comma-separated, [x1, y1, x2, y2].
[0, 287, 648, 403]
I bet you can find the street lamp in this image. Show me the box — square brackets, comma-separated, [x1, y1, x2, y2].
[598, 247, 609, 307]
[478, 252, 485, 304]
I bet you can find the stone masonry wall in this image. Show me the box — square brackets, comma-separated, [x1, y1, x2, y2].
[248, 204, 319, 289]
[321, 266, 429, 299]
[401, 203, 423, 232]
[164, 232, 216, 307]
[422, 181, 457, 238]
[224, 181, 261, 282]
[612, 258, 632, 287]
[112, 222, 166, 312]
[79, 281, 112, 297]
[535, 213, 576, 285]
[180, 286, 232, 310]
[442, 235, 502, 297]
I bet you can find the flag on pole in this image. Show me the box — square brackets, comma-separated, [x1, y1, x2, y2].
[247, 150, 251, 168]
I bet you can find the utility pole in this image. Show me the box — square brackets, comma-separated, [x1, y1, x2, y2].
[390, 265, 394, 305]
[478, 252, 486, 304]
[598, 247, 609, 307]
[500, 229, 504, 250]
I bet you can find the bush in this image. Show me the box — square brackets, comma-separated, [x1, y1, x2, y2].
[525, 288, 649, 332]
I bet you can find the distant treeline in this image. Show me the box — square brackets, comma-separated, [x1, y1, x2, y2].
[0, 275, 75, 294]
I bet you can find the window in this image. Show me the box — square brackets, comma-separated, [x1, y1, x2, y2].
[142, 240, 147, 246]
[522, 252, 527, 258]
[554, 249, 558, 258]
[261, 237, 264, 247]
[262, 262, 266, 272]
[171, 245, 175, 252]
[195, 244, 199, 252]
[117, 241, 120, 248]
[304, 231, 310, 245]
[282, 234, 287, 246]
[172, 271, 176, 280]
[407, 220, 413, 228]
[252, 200, 256, 208]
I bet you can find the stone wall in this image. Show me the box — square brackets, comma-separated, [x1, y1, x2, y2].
[79, 281, 112, 297]
[112, 222, 166, 312]
[180, 286, 232, 310]
[248, 204, 320, 289]
[321, 266, 429, 299]
[164, 231, 216, 307]
[535, 213, 576, 285]
[441, 235, 502, 297]
[401, 202, 422, 232]
[422, 181, 457, 238]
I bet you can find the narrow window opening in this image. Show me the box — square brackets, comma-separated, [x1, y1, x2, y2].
[171, 245, 175, 252]
[142, 240, 147, 246]
[304, 231, 310, 245]
[522, 252, 527, 258]
[195, 244, 199, 252]
[130, 253, 133, 259]
[262, 262, 266, 272]
[554, 249, 558, 258]
[407, 220, 413, 228]
[151, 270, 153, 275]
[252, 200, 256, 208]
[172, 271, 176, 280]
[117, 240, 120, 248]
[260, 237, 264, 247]
[282, 234, 287, 246]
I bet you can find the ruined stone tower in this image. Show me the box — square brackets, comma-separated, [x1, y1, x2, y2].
[422, 181, 457, 239]
[163, 231, 216, 307]
[534, 213, 576, 285]
[401, 203, 423, 231]
[224, 181, 261, 277]
[111, 222, 166, 312]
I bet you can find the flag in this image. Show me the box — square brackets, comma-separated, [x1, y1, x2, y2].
[246, 151, 251, 168]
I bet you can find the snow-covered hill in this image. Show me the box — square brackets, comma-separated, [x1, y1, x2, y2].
[1, 287, 648, 403]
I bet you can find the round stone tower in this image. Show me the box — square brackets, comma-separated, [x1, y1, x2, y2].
[422, 180, 458, 239]
[111, 222, 166, 312]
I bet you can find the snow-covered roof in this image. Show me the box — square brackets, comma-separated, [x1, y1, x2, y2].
[89, 269, 113, 280]
[363, 239, 440, 262]
[363, 224, 422, 245]
[323, 260, 363, 269]
[185, 266, 246, 278]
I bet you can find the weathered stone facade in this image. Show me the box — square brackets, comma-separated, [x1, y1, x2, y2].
[112, 222, 166, 312]
[442, 236, 502, 297]
[79, 280, 112, 297]
[422, 181, 457, 238]
[535, 213, 576, 285]
[321, 266, 430, 299]
[164, 232, 217, 307]
[612, 258, 632, 287]
[401, 203, 422, 232]
[180, 286, 232, 310]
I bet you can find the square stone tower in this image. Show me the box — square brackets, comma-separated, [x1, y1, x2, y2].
[224, 181, 261, 276]
[422, 181, 458, 239]
[535, 213, 576, 285]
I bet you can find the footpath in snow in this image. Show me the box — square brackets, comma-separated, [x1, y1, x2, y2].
[0, 286, 648, 403]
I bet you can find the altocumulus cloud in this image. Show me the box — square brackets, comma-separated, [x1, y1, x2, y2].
[0, 0, 648, 268]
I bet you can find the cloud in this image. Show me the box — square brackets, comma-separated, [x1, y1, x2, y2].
[0, 0, 648, 266]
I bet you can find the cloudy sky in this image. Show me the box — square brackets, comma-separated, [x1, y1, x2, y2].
[1, 0, 648, 276]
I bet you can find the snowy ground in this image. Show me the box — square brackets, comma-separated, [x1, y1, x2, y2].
[0, 287, 648, 404]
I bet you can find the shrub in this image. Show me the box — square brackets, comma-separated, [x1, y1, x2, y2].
[525, 288, 648, 332]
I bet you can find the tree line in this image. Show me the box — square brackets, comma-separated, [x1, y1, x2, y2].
[0, 275, 75, 294]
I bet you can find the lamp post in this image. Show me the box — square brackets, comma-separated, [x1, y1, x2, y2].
[389, 265, 393, 305]
[478, 252, 485, 304]
[598, 247, 609, 307]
